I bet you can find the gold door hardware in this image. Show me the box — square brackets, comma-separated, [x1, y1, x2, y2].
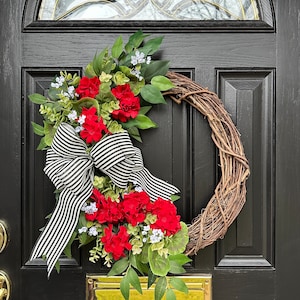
[0, 221, 9, 253]
[0, 271, 11, 300]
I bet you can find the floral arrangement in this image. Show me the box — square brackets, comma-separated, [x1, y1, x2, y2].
[29, 30, 191, 300]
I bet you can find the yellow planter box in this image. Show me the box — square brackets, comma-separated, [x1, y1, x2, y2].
[86, 274, 212, 300]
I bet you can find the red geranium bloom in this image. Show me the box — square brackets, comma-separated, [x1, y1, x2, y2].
[85, 188, 124, 224]
[148, 198, 181, 236]
[79, 107, 109, 143]
[76, 76, 101, 99]
[122, 191, 151, 226]
[111, 84, 140, 122]
[101, 224, 132, 260]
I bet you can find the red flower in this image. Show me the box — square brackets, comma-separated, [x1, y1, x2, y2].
[148, 198, 181, 236]
[79, 107, 109, 143]
[86, 189, 124, 224]
[101, 224, 132, 260]
[111, 84, 140, 122]
[122, 191, 151, 226]
[76, 76, 101, 99]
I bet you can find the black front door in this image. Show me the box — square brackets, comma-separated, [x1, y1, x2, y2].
[0, 0, 299, 299]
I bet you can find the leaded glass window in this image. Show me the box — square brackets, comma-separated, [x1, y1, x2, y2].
[38, 0, 260, 21]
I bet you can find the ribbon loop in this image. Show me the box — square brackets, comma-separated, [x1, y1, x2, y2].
[30, 123, 180, 275]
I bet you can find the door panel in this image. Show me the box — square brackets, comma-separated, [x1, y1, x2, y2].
[1, 0, 300, 299]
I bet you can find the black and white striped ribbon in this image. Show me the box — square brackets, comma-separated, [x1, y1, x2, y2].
[30, 123, 179, 276]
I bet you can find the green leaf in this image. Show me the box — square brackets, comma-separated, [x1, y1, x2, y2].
[139, 105, 152, 115]
[107, 257, 129, 276]
[36, 137, 48, 150]
[92, 48, 108, 76]
[166, 222, 189, 255]
[169, 278, 188, 294]
[169, 254, 192, 266]
[121, 114, 157, 130]
[28, 93, 47, 104]
[73, 97, 100, 115]
[154, 276, 167, 300]
[84, 63, 97, 78]
[169, 260, 186, 275]
[151, 75, 175, 91]
[140, 243, 150, 264]
[125, 30, 149, 53]
[140, 85, 166, 104]
[170, 195, 180, 202]
[127, 267, 143, 294]
[147, 268, 157, 289]
[63, 231, 77, 259]
[120, 276, 130, 300]
[142, 61, 170, 82]
[138, 36, 164, 56]
[44, 123, 56, 146]
[166, 288, 176, 300]
[47, 87, 60, 101]
[148, 249, 170, 277]
[127, 127, 142, 143]
[78, 232, 95, 247]
[54, 260, 60, 274]
[31, 121, 44, 136]
[111, 36, 124, 59]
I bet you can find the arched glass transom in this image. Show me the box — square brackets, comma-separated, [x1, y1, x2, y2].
[38, 0, 261, 21]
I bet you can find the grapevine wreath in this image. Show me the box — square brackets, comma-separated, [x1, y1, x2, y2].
[29, 31, 250, 299]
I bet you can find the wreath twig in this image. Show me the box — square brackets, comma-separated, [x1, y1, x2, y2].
[166, 72, 250, 255]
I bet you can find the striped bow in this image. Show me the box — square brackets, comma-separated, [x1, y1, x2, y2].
[30, 123, 179, 275]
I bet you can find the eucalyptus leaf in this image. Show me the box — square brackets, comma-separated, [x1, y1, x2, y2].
[151, 75, 175, 91]
[169, 277, 188, 294]
[140, 85, 166, 104]
[28, 93, 47, 104]
[154, 276, 167, 300]
[120, 276, 130, 300]
[107, 257, 129, 276]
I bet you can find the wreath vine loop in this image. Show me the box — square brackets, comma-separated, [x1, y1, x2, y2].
[166, 71, 250, 255]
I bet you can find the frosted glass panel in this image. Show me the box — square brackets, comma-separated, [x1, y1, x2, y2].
[38, 0, 260, 21]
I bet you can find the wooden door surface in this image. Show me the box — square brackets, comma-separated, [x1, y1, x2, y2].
[0, 0, 299, 299]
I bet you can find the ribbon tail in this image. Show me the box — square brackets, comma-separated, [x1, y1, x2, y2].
[130, 168, 180, 201]
[29, 183, 93, 276]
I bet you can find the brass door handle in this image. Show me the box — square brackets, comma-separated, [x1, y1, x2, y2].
[0, 221, 8, 253]
[0, 271, 10, 300]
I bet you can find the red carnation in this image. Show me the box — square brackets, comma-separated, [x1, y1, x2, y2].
[111, 84, 140, 122]
[101, 224, 132, 260]
[76, 76, 101, 99]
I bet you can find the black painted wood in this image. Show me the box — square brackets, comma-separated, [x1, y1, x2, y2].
[1, 0, 300, 299]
